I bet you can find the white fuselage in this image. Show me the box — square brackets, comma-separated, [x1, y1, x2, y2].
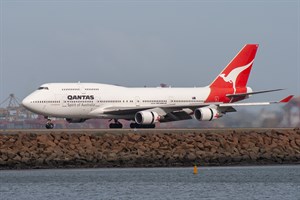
[21, 44, 289, 129]
[22, 83, 211, 120]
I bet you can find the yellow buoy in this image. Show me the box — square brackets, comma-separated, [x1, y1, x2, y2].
[193, 165, 198, 174]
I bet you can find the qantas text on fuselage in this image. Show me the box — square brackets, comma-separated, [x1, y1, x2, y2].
[67, 95, 95, 100]
[22, 44, 293, 129]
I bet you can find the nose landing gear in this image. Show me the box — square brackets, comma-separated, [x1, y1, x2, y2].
[45, 117, 54, 129]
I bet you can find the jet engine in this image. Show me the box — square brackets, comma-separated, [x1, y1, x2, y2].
[66, 118, 87, 123]
[135, 111, 160, 125]
[194, 107, 221, 121]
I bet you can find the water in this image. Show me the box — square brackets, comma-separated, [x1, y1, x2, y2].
[0, 166, 299, 200]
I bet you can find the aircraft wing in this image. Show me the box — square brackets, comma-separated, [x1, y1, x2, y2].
[90, 103, 212, 116]
[89, 103, 215, 121]
[89, 105, 195, 122]
[89, 95, 293, 121]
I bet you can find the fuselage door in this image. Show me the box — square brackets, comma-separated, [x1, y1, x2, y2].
[135, 96, 140, 107]
[62, 98, 67, 107]
[168, 96, 174, 105]
[79, 83, 86, 94]
[95, 95, 100, 107]
[56, 94, 67, 107]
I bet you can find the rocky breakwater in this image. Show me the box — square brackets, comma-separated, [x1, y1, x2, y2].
[0, 129, 300, 169]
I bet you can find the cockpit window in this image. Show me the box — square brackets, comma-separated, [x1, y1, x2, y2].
[38, 87, 49, 90]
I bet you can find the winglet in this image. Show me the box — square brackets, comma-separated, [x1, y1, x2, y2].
[280, 95, 294, 103]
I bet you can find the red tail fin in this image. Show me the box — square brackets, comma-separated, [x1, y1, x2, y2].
[209, 44, 258, 91]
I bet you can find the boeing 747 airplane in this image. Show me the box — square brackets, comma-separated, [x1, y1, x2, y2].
[22, 44, 293, 129]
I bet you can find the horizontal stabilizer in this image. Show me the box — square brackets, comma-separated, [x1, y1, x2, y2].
[220, 95, 294, 107]
[226, 89, 284, 98]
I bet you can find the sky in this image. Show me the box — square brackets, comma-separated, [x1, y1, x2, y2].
[0, 0, 299, 104]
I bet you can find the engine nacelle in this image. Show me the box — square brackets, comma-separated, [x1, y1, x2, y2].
[66, 118, 87, 123]
[194, 107, 221, 121]
[135, 111, 160, 125]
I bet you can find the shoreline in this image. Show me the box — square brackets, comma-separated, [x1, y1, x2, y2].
[1, 164, 300, 171]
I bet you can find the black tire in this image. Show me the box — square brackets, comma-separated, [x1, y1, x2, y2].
[49, 123, 54, 129]
[109, 123, 123, 129]
[45, 123, 54, 129]
[130, 123, 155, 129]
[144, 124, 155, 129]
[130, 123, 137, 128]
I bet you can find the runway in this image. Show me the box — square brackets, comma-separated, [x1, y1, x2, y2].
[0, 127, 296, 135]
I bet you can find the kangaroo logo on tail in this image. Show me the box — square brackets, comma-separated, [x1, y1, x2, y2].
[219, 60, 254, 94]
[206, 44, 258, 103]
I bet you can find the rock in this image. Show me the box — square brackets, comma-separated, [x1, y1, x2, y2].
[70, 136, 80, 144]
[195, 150, 205, 156]
[128, 133, 141, 141]
[102, 142, 111, 149]
[37, 134, 49, 143]
[241, 142, 250, 149]
[290, 140, 300, 150]
[295, 139, 300, 147]
[204, 141, 212, 148]
[60, 133, 69, 140]
[0, 154, 8, 162]
[187, 153, 196, 160]
[84, 139, 93, 149]
[137, 149, 145, 156]
[249, 152, 258, 161]
[79, 135, 88, 142]
[231, 136, 239, 146]
[1, 129, 300, 169]
[210, 148, 217, 154]
[70, 144, 76, 150]
[196, 143, 204, 150]
[151, 142, 160, 149]
[185, 144, 195, 149]
[8, 138, 16, 143]
[6, 149, 16, 159]
[60, 139, 69, 145]
[13, 155, 22, 163]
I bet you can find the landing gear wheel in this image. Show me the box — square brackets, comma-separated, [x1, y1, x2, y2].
[130, 123, 155, 129]
[45, 117, 54, 129]
[109, 119, 123, 129]
[130, 123, 138, 128]
[147, 124, 155, 129]
[45, 122, 54, 129]
[109, 123, 123, 129]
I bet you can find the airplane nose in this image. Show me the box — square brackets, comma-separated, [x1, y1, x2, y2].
[22, 94, 44, 114]
[22, 96, 31, 109]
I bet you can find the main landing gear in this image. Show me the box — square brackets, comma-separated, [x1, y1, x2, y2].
[109, 119, 123, 129]
[130, 123, 155, 129]
[45, 117, 54, 129]
[108, 120, 155, 129]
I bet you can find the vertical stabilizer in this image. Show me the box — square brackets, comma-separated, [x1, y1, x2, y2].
[209, 44, 258, 93]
